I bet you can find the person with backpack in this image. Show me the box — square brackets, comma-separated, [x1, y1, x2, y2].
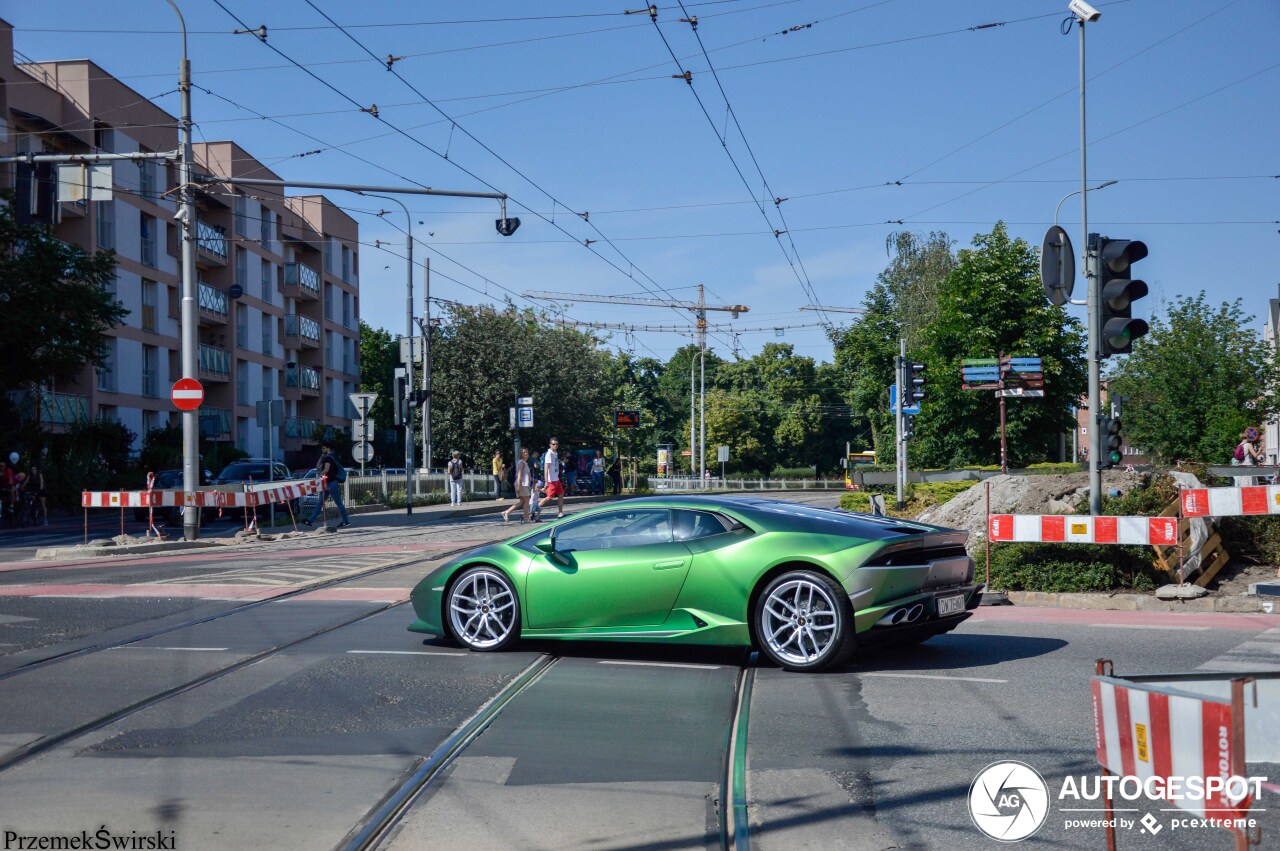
[1234, 429, 1262, 487]
[448, 451, 465, 506]
[302, 441, 350, 528]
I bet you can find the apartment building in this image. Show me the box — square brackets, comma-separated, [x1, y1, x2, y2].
[0, 19, 360, 466]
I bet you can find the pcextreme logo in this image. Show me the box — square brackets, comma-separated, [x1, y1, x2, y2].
[968, 761, 1051, 842]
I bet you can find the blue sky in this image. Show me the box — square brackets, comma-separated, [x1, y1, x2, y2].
[11, 0, 1278, 363]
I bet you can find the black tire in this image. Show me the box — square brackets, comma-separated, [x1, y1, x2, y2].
[445, 567, 521, 653]
[754, 569, 856, 672]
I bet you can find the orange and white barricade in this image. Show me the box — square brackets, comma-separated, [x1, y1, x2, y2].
[81, 480, 318, 537]
[988, 514, 1179, 547]
[1091, 661, 1276, 850]
[1182, 486, 1280, 519]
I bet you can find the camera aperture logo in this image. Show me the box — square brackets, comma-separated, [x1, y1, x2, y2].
[968, 761, 1051, 842]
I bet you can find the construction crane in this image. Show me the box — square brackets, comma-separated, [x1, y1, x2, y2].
[524, 285, 749, 481]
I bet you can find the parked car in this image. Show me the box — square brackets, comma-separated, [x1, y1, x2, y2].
[213, 459, 292, 486]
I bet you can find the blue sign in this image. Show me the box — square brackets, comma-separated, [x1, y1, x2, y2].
[228, 283, 244, 300]
[517, 406, 534, 428]
[1006, 357, 1042, 367]
[889, 384, 920, 416]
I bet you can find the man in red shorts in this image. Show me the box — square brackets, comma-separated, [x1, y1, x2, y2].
[542, 437, 565, 519]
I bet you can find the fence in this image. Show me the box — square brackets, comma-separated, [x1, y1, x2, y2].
[653, 477, 847, 492]
[343, 472, 497, 506]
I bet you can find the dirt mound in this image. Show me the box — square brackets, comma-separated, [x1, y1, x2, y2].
[917, 471, 1147, 552]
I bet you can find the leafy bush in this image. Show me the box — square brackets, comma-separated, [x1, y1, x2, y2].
[987, 542, 1159, 592]
[839, 480, 975, 517]
[1025, 462, 1084, 474]
[841, 492, 872, 512]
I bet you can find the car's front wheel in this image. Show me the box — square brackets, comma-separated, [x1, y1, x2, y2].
[446, 567, 521, 652]
[755, 569, 855, 672]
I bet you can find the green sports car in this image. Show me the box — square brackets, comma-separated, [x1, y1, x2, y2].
[409, 495, 982, 672]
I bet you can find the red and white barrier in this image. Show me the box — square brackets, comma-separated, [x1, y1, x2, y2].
[988, 514, 1178, 546]
[82, 480, 317, 510]
[1182, 486, 1280, 519]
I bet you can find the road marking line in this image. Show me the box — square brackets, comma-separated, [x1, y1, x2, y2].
[598, 660, 721, 670]
[346, 649, 467, 657]
[109, 646, 228, 652]
[1086, 623, 1210, 631]
[860, 672, 1007, 683]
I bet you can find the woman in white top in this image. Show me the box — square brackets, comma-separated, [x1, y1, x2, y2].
[503, 447, 532, 522]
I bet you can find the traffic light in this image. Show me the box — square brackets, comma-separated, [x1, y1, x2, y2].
[903, 413, 917, 439]
[1099, 416, 1124, 468]
[907, 362, 927, 404]
[392, 368, 407, 426]
[1096, 236, 1149, 357]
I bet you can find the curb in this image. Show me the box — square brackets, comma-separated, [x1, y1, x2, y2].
[36, 540, 221, 560]
[1003, 590, 1279, 615]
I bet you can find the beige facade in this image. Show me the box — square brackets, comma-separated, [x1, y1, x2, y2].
[0, 19, 360, 465]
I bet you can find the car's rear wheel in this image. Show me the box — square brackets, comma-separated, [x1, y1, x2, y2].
[446, 567, 520, 652]
[755, 569, 855, 672]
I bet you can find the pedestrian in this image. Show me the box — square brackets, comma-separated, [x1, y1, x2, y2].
[503, 447, 532, 523]
[492, 450, 506, 500]
[1234, 429, 1263, 487]
[448, 451, 465, 506]
[591, 452, 605, 495]
[0, 460, 15, 527]
[564, 450, 577, 497]
[23, 462, 47, 526]
[542, 438, 565, 518]
[608, 457, 622, 495]
[302, 442, 349, 528]
[529, 480, 545, 522]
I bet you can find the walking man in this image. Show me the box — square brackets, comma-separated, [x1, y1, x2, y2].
[542, 437, 565, 519]
[492, 450, 506, 500]
[303, 442, 349, 528]
[591, 452, 605, 495]
[448, 451, 465, 506]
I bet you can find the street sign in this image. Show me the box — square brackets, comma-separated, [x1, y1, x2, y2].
[615, 409, 640, 428]
[717, 446, 730, 463]
[889, 384, 920, 416]
[255, 399, 284, 428]
[998, 388, 1046, 398]
[352, 441, 374, 464]
[517, 396, 534, 406]
[398, 336, 423, 365]
[509, 407, 517, 429]
[962, 358, 999, 366]
[962, 383, 1001, 391]
[171, 378, 204, 411]
[228, 283, 244, 300]
[352, 419, 373, 442]
[517, 406, 534, 428]
[349, 392, 378, 419]
[1041, 225, 1075, 306]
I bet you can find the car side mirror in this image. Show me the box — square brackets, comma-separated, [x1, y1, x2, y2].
[534, 536, 570, 566]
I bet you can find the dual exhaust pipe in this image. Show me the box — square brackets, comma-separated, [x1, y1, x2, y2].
[876, 603, 925, 628]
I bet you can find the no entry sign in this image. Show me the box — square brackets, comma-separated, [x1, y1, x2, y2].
[171, 378, 204, 411]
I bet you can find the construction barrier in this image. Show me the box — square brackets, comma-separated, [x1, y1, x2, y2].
[1182, 486, 1280, 519]
[989, 514, 1179, 546]
[81, 479, 317, 510]
[1091, 661, 1269, 850]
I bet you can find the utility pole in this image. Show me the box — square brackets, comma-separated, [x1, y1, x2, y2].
[421, 258, 431, 474]
[1075, 3, 1103, 515]
[895, 339, 905, 510]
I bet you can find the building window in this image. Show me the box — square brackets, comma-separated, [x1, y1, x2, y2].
[236, 247, 248, 291]
[236, 417, 249, 453]
[237, 361, 249, 406]
[140, 213, 157, 266]
[98, 338, 117, 392]
[235, 194, 249, 238]
[143, 410, 160, 435]
[261, 313, 272, 355]
[260, 259, 272, 303]
[259, 208, 272, 246]
[141, 280, 158, 332]
[342, 245, 352, 283]
[95, 201, 114, 250]
[236, 304, 248, 349]
[138, 158, 155, 199]
[142, 345, 159, 397]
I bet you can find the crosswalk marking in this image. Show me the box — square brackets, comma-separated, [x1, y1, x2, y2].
[147, 552, 406, 587]
[1200, 626, 1280, 672]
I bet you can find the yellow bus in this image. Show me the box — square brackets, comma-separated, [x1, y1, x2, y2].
[844, 451, 876, 489]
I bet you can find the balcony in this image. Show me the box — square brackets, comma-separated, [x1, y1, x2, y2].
[196, 219, 228, 262]
[284, 314, 321, 348]
[198, 344, 231, 381]
[198, 406, 231, 439]
[24, 392, 89, 428]
[283, 262, 320, 300]
[286, 365, 321, 397]
[284, 416, 320, 444]
[198, 282, 228, 325]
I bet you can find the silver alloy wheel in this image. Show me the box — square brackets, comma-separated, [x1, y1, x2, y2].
[760, 577, 840, 666]
[448, 569, 517, 650]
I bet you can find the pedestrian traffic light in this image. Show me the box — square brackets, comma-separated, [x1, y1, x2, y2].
[1099, 416, 1124, 468]
[1096, 237, 1149, 357]
[908, 362, 927, 403]
[903, 413, 917, 439]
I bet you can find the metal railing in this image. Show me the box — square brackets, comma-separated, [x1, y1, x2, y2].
[199, 407, 231, 438]
[653, 477, 849, 492]
[284, 314, 321, 342]
[198, 344, 230, 377]
[343, 472, 497, 506]
[284, 416, 319, 441]
[286, 365, 322, 392]
[198, 282, 228, 318]
[40, 392, 88, 426]
[285, 261, 320, 295]
[196, 219, 228, 259]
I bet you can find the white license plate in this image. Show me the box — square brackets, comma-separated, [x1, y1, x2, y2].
[936, 594, 965, 617]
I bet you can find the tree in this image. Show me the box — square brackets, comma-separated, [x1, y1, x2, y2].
[915, 222, 1086, 468]
[601, 350, 667, 464]
[1109, 294, 1280, 463]
[0, 190, 126, 394]
[357, 320, 399, 443]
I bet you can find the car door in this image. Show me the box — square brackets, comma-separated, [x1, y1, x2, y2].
[525, 508, 692, 629]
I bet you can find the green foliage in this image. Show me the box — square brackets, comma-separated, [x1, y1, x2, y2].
[914, 222, 1086, 468]
[1109, 294, 1280, 463]
[139, 426, 183, 473]
[0, 190, 126, 392]
[1025, 462, 1083, 474]
[357, 321, 399, 438]
[1221, 517, 1280, 568]
[40, 417, 138, 509]
[841, 492, 872, 512]
[839, 480, 974, 517]
[987, 543, 1159, 593]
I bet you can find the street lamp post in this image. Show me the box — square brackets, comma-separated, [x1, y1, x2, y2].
[165, 0, 201, 541]
[360, 193, 415, 514]
[1054, 180, 1117, 231]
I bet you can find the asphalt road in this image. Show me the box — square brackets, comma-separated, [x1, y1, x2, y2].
[1, 494, 1277, 850]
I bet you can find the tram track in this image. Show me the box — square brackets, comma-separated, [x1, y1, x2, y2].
[0, 541, 483, 682]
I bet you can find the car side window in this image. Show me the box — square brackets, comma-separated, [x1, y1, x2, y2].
[673, 509, 732, 542]
[553, 509, 673, 553]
